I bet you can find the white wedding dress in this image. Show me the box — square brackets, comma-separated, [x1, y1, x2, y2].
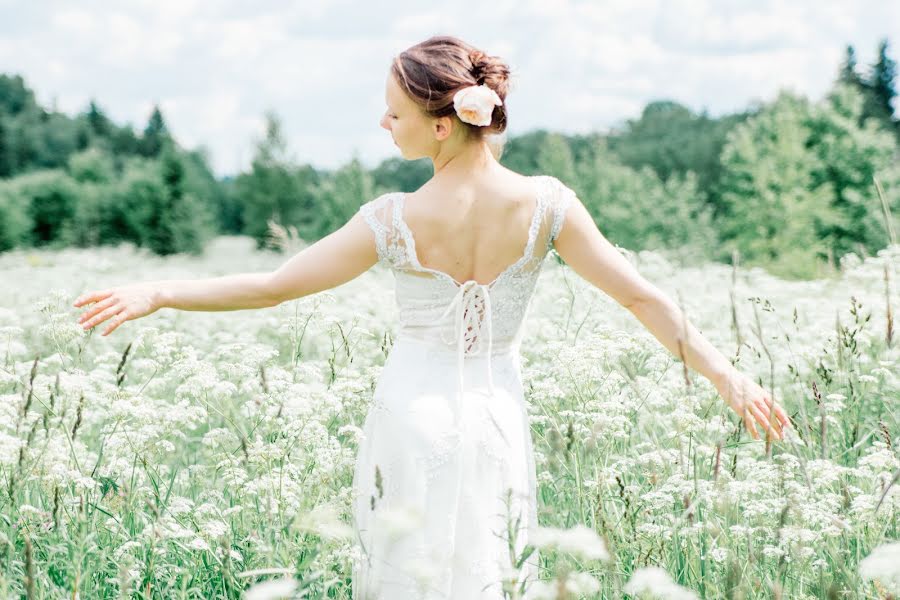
[351, 174, 576, 599]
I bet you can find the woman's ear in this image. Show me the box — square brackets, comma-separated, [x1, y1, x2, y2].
[432, 115, 454, 141]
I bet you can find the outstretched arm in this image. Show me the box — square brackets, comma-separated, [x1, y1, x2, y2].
[74, 211, 378, 335]
[158, 211, 379, 309]
[265, 210, 379, 304]
[552, 194, 791, 440]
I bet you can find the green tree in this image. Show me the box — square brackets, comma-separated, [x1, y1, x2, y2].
[717, 92, 836, 278]
[313, 154, 376, 237]
[145, 144, 213, 255]
[140, 105, 169, 157]
[838, 44, 866, 88]
[86, 100, 112, 138]
[0, 116, 12, 177]
[370, 155, 432, 194]
[574, 137, 717, 265]
[499, 129, 552, 175]
[0, 74, 34, 115]
[867, 38, 899, 140]
[12, 169, 81, 247]
[838, 41, 899, 140]
[536, 132, 577, 183]
[0, 178, 31, 250]
[109, 157, 165, 247]
[604, 101, 752, 219]
[235, 111, 307, 249]
[68, 147, 114, 184]
[807, 82, 900, 257]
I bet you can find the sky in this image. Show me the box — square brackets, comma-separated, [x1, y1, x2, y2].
[1, 0, 898, 178]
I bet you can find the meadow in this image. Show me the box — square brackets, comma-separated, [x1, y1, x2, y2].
[1, 235, 898, 599]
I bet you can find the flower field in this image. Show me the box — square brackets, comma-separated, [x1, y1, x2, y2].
[1, 235, 898, 599]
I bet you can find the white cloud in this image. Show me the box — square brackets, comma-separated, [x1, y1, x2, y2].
[51, 8, 98, 35]
[0, 0, 896, 177]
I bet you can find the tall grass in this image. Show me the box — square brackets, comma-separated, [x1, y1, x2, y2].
[0, 235, 897, 598]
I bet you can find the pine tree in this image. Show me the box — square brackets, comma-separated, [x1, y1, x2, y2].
[852, 39, 900, 140]
[140, 105, 169, 157]
[235, 110, 302, 248]
[0, 116, 12, 177]
[837, 45, 865, 88]
[0, 74, 33, 115]
[86, 100, 111, 137]
[868, 38, 899, 141]
[870, 39, 898, 117]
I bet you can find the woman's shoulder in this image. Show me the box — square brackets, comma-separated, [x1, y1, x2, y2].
[411, 170, 553, 199]
[378, 172, 568, 201]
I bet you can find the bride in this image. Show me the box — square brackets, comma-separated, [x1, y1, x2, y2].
[73, 35, 790, 599]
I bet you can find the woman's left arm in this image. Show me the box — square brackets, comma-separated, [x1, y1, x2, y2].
[628, 293, 791, 440]
[552, 192, 791, 440]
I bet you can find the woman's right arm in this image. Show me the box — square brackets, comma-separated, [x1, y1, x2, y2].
[152, 207, 378, 311]
[74, 209, 379, 336]
[154, 272, 279, 312]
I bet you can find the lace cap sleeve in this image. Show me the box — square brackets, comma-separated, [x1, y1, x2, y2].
[358, 192, 406, 268]
[550, 177, 577, 244]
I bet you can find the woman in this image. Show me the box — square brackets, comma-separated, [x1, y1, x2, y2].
[73, 35, 790, 600]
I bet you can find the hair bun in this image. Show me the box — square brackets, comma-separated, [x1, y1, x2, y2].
[393, 35, 512, 140]
[469, 50, 487, 81]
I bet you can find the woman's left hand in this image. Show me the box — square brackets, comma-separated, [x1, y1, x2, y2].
[73, 283, 161, 337]
[715, 369, 792, 441]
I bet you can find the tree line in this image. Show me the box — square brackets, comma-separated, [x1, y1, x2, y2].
[0, 39, 897, 279]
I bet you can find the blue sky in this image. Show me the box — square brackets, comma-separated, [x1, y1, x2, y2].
[1, 0, 897, 177]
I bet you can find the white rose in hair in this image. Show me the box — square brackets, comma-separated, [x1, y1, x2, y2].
[453, 84, 502, 126]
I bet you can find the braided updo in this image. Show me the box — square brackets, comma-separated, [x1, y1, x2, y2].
[390, 36, 512, 141]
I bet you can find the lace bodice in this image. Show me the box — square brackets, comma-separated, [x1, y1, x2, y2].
[358, 174, 575, 368]
[359, 175, 575, 354]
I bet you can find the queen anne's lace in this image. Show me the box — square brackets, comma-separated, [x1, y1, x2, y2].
[352, 175, 575, 599]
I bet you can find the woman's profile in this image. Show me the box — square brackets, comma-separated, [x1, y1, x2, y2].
[72, 34, 790, 599]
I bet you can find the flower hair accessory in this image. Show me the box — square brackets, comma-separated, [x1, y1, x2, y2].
[453, 84, 502, 127]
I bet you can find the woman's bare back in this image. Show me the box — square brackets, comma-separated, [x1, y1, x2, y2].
[400, 171, 543, 286]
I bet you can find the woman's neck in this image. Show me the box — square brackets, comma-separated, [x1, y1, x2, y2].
[431, 140, 499, 179]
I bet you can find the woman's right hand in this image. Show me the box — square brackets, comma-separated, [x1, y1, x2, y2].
[73, 283, 163, 337]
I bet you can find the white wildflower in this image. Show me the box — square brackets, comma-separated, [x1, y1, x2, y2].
[243, 577, 298, 600]
[167, 497, 195, 517]
[823, 394, 845, 413]
[624, 566, 699, 599]
[338, 424, 365, 443]
[203, 520, 229, 539]
[710, 547, 728, 563]
[566, 571, 602, 595]
[188, 537, 210, 551]
[294, 504, 354, 541]
[859, 541, 900, 590]
[527, 571, 602, 599]
[531, 524, 609, 561]
[38, 312, 86, 346]
[113, 541, 142, 560]
[18, 504, 46, 518]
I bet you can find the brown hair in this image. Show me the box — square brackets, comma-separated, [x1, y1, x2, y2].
[390, 35, 512, 143]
